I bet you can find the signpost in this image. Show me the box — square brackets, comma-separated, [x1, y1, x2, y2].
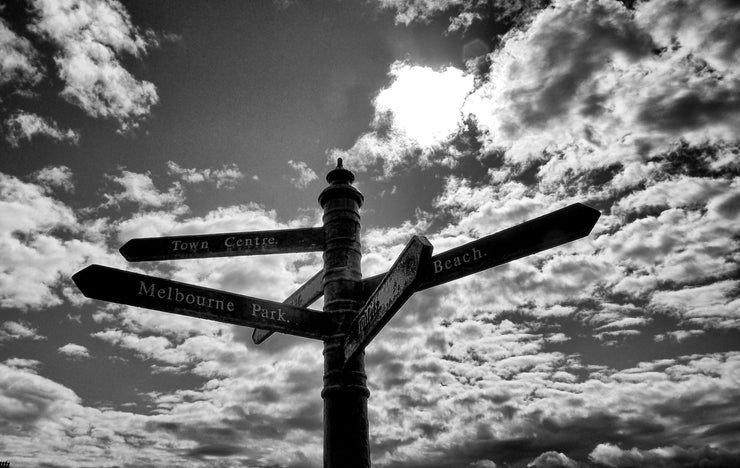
[72, 159, 600, 468]
[120, 227, 325, 261]
[344, 236, 432, 364]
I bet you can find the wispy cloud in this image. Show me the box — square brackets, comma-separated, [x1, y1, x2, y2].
[166, 161, 244, 189]
[3, 112, 80, 147]
[287, 160, 318, 188]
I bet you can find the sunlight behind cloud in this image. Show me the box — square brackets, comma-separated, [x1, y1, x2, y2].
[374, 62, 473, 149]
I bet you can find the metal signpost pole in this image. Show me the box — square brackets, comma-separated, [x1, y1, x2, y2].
[318, 159, 370, 467]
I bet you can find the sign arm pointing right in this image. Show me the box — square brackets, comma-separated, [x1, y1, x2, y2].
[361, 202, 600, 296]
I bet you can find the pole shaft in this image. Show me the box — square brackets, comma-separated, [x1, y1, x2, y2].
[319, 161, 370, 467]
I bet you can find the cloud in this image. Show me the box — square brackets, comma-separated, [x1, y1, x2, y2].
[287, 160, 318, 188]
[527, 451, 579, 468]
[374, 0, 548, 31]
[2, 111, 80, 147]
[589, 442, 740, 468]
[0, 320, 46, 341]
[0, 16, 42, 89]
[31, 165, 75, 193]
[103, 169, 185, 210]
[346, 1, 740, 187]
[28, 0, 159, 132]
[166, 161, 244, 189]
[0, 171, 112, 309]
[330, 62, 474, 176]
[57, 343, 91, 359]
[3, 358, 41, 372]
[635, 0, 740, 73]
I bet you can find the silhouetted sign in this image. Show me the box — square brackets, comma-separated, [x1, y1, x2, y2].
[361, 203, 600, 295]
[344, 236, 433, 364]
[72, 265, 348, 340]
[252, 268, 325, 344]
[119, 227, 325, 262]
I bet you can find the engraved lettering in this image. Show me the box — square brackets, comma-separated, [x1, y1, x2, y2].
[139, 281, 155, 296]
[136, 281, 230, 312]
[433, 247, 486, 275]
[251, 303, 287, 322]
[171, 240, 209, 251]
[473, 247, 483, 261]
[225, 235, 278, 250]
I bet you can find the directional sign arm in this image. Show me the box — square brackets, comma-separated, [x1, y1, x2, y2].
[361, 202, 600, 296]
[120, 227, 325, 262]
[72, 265, 348, 340]
[252, 268, 324, 344]
[343, 236, 433, 365]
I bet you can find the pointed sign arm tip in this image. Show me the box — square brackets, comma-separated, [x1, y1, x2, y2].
[343, 235, 433, 365]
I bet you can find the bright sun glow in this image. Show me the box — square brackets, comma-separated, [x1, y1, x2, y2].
[373, 62, 474, 148]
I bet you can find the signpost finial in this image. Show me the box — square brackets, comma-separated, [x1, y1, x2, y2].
[320, 157, 362, 207]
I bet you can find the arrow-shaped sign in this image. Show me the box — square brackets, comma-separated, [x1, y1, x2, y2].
[252, 203, 600, 346]
[343, 236, 433, 365]
[72, 265, 348, 341]
[361, 203, 600, 296]
[252, 268, 325, 344]
[120, 227, 325, 262]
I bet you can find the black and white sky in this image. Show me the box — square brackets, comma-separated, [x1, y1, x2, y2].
[1, 1, 739, 467]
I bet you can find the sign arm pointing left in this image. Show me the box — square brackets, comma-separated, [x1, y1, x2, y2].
[72, 265, 348, 341]
[120, 227, 325, 262]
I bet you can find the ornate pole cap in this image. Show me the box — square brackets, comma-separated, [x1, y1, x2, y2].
[319, 158, 364, 208]
[326, 158, 355, 185]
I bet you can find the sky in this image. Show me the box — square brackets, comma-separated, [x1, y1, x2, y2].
[0, 0, 739, 467]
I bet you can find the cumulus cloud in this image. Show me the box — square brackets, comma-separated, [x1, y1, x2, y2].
[0, 171, 111, 309]
[0, 320, 46, 341]
[28, 0, 159, 131]
[527, 451, 579, 468]
[103, 169, 185, 210]
[57, 343, 91, 359]
[0, 16, 42, 89]
[3, 111, 80, 147]
[589, 442, 740, 467]
[287, 160, 318, 188]
[31, 165, 75, 193]
[166, 161, 244, 189]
